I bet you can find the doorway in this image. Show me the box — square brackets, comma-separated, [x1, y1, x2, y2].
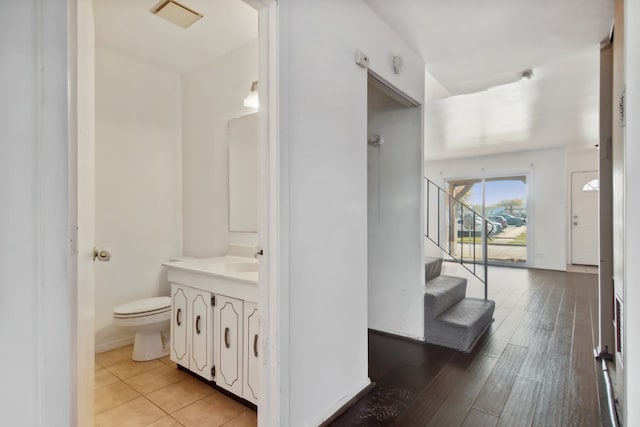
[91, 0, 260, 353]
[571, 171, 599, 266]
[366, 73, 423, 339]
[73, 0, 278, 425]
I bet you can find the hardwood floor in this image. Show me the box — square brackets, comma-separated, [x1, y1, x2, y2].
[331, 266, 600, 426]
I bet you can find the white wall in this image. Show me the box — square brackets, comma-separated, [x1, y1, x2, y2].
[0, 0, 72, 424]
[94, 47, 183, 351]
[368, 85, 424, 339]
[426, 148, 567, 271]
[182, 40, 259, 256]
[612, 0, 626, 411]
[279, 0, 425, 424]
[565, 147, 599, 174]
[425, 69, 451, 101]
[624, 1, 640, 424]
[565, 147, 599, 264]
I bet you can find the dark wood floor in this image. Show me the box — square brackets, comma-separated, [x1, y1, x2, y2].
[331, 266, 600, 426]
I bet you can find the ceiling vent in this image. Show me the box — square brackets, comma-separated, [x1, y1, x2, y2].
[151, 0, 203, 29]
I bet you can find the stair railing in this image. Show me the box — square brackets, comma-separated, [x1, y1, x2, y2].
[425, 177, 489, 300]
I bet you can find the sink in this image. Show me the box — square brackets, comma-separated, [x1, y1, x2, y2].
[163, 256, 259, 289]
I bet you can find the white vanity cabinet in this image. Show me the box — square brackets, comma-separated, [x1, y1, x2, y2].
[170, 285, 189, 367]
[165, 257, 260, 405]
[170, 284, 214, 381]
[243, 302, 260, 404]
[214, 295, 244, 396]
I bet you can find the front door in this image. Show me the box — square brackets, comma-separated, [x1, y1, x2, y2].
[571, 171, 599, 265]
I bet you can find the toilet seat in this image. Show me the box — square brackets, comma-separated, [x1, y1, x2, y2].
[113, 296, 170, 319]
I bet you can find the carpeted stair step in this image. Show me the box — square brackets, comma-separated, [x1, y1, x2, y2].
[424, 257, 443, 282]
[425, 297, 495, 352]
[424, 275, 467, 319]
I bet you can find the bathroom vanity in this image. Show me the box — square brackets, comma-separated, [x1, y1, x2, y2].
[163, 257, 259, 405]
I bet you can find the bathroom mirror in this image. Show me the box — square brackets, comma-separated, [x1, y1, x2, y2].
[228, 113, 258, 232]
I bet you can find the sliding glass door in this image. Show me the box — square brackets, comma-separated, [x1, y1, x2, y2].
[448, 176, 528, 266]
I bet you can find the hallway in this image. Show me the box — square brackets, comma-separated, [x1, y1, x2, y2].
[333, 267, 599, 426]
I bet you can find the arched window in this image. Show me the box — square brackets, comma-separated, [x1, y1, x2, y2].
[582, 179, 599, 192]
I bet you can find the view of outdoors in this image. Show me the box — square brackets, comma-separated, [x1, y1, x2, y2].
[448, 176, 527, 265]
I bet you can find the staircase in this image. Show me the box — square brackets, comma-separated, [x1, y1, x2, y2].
[423, 178, 496, 351]
[424, 257, 495, 352]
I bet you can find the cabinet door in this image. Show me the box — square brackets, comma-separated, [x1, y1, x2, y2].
[170, 284, 189, 368]
[190, 289, 214, 381]
[243, 303, 260, 404]
[214, 295, 243, 396]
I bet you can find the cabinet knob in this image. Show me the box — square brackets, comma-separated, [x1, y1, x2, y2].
[195, 315, 201, 334]
[224, 327, 230, 348]
[176, 308, 182, 326]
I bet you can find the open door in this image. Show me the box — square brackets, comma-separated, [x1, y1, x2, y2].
[70, 0, 96, 424]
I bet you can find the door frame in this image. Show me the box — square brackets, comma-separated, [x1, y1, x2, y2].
[254, 2, 284, 425]
[70, 0, 283, 425]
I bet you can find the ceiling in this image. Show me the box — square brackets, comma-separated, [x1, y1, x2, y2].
[94, 0, 614, 160]
[365, 0, 614, 160]
[93, 0, 257, 74]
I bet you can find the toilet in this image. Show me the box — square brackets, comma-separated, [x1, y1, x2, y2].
[113, 296, 171, 361]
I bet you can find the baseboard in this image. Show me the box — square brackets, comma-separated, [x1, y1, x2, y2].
[95, 335, 134, 354]
[318, 380, 376, 426]
[368, 328, 426, 344]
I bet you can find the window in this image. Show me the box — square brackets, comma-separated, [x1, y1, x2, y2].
[582, 179, 599, 192]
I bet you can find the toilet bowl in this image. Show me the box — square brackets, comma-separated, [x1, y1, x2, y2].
[113, 296, 171, 361]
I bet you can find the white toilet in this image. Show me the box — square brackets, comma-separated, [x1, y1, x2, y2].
[113, 296, 171, 361]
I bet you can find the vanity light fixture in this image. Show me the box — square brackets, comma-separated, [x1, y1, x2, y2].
[243, 81, 259, 109]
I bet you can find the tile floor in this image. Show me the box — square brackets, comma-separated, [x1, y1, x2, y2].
[95, 345, 257, 427]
